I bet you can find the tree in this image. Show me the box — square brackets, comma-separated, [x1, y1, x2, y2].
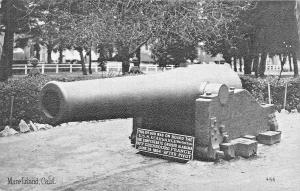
[151, 38, 198, 67]
[255, 0, 299, 77]
[294, 0, 300, 77]
[202, 0, 300, 77]
[28, 1, 74, 64]
[84, 0, 163, 73]
[0, 0, 255, 78]
[200, 0, 256, 74]
[63, 0, 250, 74]
[0, 0, 28, 81]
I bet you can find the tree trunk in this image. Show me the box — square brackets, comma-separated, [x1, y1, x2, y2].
[47, 44, 52, 64]
[244, 55, 252, 75]
[288, 53, 293, 71]
[136, 47, 141, 68]
[108, 46, 113, 59]
[98, 45, 105, 60]
[292, 51, 299, 77]
[296, 0, 300, 48]
[252, 55, 259, 77]
[58, 47, 63, 64]
[224, 57, 232, 67]
[295, 1, 300, 77]
[233, 56, 237, 72]
[279, 54, 287, 71]
[34, 43, 41, 60]
[259, 52, 267, 77]
[0, 29, 14, 81]
[98, 45, 106, 71]
[120, 46, 130, 75]
[239, 57, 243, 72]
[0, 0, 14, 81]
[278, 54, 287, 80]
[77, 48, 87, 75]
[88, 49, 92, 74]
[6, 31, 14, 77]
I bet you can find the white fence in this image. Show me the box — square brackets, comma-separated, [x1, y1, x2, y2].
[12, 62, 175, 75]
[265, 62, 300, 74]
[13, 62, 98, 75]
[13, 61, 300, 75]
[266, 64, 281, 71]
[104, 62, 174, 73]
[17, 62, 297, 75]
[231, 62, 300, 74]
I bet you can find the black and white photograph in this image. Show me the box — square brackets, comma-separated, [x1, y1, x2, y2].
[0, 0, 299, 190]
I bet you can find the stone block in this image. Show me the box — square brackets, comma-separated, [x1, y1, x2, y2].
[216, 150, 225, 159]
[222, 133, 230, 143]
[220, 142, 235, 160]
[231, 138, 258, 158]
[29, 121, 38, 131]
[243, 135, 256, 140]
[194, 146, 209, 160]
[268, 114, 278, 131]
[35, 123, 47, 130]
[0, 126, 18, 137]
[257, 131, 281, 145]
[19, 120, 30, 133]
[194, 146, 223, 161]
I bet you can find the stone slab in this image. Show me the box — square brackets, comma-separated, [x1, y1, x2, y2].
[231, 138, 258, 158]
[19, 120, 30, 133]
[243, 135, 256, 140]
[0, 126, 18, 137]
[268, 113, 279, 131]
[29, 121, 38, 132]
[215, 150, 225, 159]
[208, 90, 274, 142]
[257, 131, 281, 145]
[220, 142, 235, 160]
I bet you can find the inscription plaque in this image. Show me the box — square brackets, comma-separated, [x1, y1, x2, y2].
[135, 128, 195, 161]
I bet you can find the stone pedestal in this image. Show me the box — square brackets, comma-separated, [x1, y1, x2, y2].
[132, 85, 275, 161]
[243, 135, 256, 140]
[257, 131, 281, 145]
[231, 138, 258, 158]
[220, 143, 236, 160]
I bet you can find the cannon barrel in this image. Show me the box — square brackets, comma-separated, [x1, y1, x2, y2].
[40, 64, 242, 124]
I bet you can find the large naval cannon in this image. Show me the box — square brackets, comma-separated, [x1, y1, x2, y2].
[40, 65, 279, 160]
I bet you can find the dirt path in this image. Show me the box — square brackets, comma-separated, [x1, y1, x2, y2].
[0, 113, 299, 191]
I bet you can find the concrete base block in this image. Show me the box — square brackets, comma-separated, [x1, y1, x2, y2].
[257, 131, 281, 145]
[231, 138, 258, 158]
[216, 150, 225, 159]
[243, 135, 256, 140]
[220, 143, 235, 160]
[194, 146, 210, 160]
[194, 146, 224, 161]
[268, 113, 279, 131]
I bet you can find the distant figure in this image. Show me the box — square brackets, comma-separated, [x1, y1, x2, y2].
[129, 66, 143, 74]
[129, 55, 142, 74]
[97, 57, 106, 71]
[28, 58, 41, 76]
